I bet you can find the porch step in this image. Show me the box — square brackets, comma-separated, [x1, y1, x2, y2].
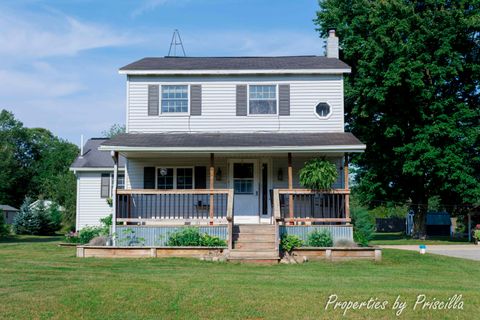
[234, 241, 276, 250]
[232, 234, 276, 242]
[228, 224, 279, 263]
[228, 250, 279, 258]
[233, 224, 275, 233]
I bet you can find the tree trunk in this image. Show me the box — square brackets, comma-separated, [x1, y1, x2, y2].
[412, 205, 427, 239]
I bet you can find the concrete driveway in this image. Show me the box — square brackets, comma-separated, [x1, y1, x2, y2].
[380, 245, 480, 261]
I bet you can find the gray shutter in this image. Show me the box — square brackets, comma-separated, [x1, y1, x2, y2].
[194, 166, 207, 189]
[148, 85, 159, 116]
[279, 84, 290, 116]
[190, 85, 202, 116]
[236, 84, 247, 116]
[143, 167, 155, 189]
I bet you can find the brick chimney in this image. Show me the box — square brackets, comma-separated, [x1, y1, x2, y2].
[326, 29, 339, 59]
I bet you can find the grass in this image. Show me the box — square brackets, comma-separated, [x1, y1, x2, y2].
[371, 232, 470, 245]
[0, 236, 478, 319]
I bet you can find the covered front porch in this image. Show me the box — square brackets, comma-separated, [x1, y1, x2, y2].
[99, 132, 366, 247]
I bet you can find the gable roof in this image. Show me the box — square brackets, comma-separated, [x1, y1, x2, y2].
[99, 132, 365, 153]
[119, 56, 351, 75]
[70, 138, 125, 170]
[0, 205, 18, 212]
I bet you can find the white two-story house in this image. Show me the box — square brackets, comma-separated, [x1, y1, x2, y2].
[71, 30, 365, 258]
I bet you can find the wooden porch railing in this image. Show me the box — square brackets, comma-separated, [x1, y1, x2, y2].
[116, 189, 234, 225]
[273, 189, 351, 224]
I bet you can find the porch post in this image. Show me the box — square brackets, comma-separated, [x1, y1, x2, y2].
[111, 151, 119, 243]
[209, 153, 215, 225]
[344, 154, 350, 224]
[288, 152, 294, 225]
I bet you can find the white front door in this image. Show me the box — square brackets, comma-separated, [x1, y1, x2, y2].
[229, 160, 259, 224]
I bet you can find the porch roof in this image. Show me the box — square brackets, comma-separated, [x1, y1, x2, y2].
[99, 132, 366, 153]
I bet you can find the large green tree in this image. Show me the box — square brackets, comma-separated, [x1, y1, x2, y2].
[0, 110, 79, 226]
[315, 0, 479, 235]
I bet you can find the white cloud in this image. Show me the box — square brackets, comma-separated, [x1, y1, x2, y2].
[0, 65, 84, 98]
[0, 11, 131, 59]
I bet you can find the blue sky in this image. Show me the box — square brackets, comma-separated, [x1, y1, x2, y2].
[1, 0, 325, 145]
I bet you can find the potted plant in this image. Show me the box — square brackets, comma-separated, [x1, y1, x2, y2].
[299, 158, 338, 190]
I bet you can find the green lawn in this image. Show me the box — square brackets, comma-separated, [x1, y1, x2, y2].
[0, 236, 478, 319]
[371, 232, 470, 245]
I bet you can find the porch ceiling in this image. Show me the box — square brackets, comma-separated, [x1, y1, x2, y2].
[99, 132, 366, 154]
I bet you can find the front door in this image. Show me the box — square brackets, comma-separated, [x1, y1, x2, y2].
[230, 160, 259, 224]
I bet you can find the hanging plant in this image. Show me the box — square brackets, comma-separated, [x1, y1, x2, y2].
[299, 158, 338, 190]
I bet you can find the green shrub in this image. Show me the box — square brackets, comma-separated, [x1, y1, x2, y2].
[200, 233, 227, 247]
[118, 228, 145, 246]
[299, 158, 338, 190]
[0, 211, 9, 237]
[280, 234, 303, 252]
[99, 214, 112, 235]
[474, 229, 480, 240]
[166, 227, 226, 247]
[78, 226, 104, 244]
[65, 215, 111, 244]
[351, 207, 375, 247]
[307, 229, 333, 247]
[13, 198, 63, 235]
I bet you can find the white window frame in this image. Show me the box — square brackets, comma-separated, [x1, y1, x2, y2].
[155, 166, 195, 189]
[159, 84, 190, 116]
[247, 84, 279, 116]
[313, 100, 333, 120]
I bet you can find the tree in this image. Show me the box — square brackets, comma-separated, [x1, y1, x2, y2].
[315, 1, 480, 236]
[0, 110, 79, 227]
[102, 123, 126, 138]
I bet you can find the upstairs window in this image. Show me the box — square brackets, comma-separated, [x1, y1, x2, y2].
[249, 85, 277, 114]
[315, 102, 331, 118]
[161, 85, 188, 113]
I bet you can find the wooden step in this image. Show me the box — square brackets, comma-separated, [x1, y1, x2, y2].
[232, 234, 276, 242]
[234, 241, 276, 250]
[233, 225, 275, 234]
[229, 250, 279, 258]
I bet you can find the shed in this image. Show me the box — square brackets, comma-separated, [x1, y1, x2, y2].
[0, 205, 19, 224]
[426, 212, 451, 236]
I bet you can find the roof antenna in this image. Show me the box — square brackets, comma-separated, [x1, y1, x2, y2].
[168, 29, 186, 57]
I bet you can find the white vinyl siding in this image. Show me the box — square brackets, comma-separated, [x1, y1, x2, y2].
[126, 75, 344, 133]
[76, 172, 112, 230]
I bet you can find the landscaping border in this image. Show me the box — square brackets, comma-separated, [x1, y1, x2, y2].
[76, 245, 226, 259]
[291, 247, 382, 261]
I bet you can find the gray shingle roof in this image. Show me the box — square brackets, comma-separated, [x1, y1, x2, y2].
[101, 132, 364, 150]
[0, 205, 18, 211]
[120, 56, 350, 71]
[70, 138, 126, 169]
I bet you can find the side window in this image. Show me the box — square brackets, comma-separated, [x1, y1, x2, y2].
[100, 173, 110, 198]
